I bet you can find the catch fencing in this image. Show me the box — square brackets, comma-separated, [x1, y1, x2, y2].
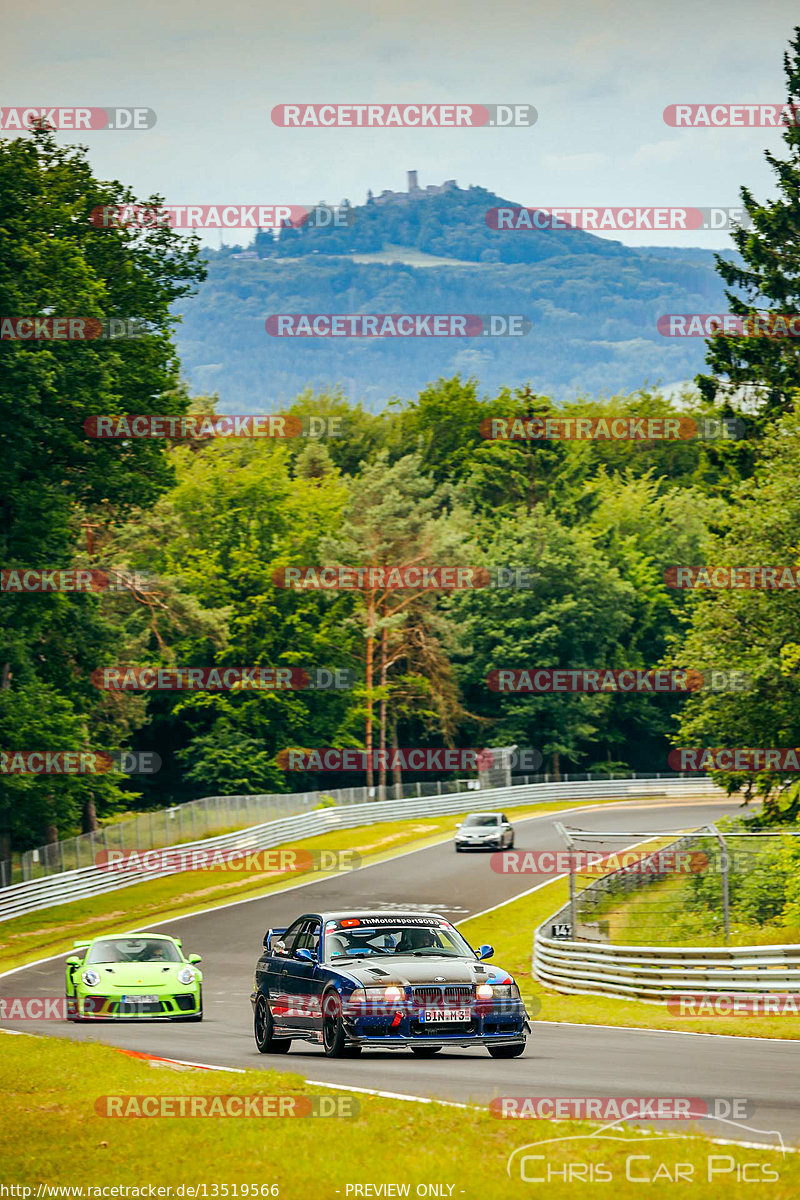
[533, 827, 800, 1000]
[0, 776, 714, 923]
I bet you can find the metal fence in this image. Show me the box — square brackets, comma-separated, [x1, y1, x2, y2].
[533, 828, 800, 1000]
[16, 769, 688, 882]
[0, 776, 716, 923]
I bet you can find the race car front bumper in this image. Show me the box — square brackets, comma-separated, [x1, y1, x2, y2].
[68, 992, 201, 1019]
[342, 1000, 531, 1047]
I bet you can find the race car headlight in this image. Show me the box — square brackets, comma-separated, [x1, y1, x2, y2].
[82, 970, 100, 987]
[383, 986, 403, 1002]
[177, 967, 196, 985]
[476, 983, 521, 999]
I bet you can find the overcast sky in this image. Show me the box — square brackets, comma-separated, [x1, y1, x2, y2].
[4, 0, 799, 249]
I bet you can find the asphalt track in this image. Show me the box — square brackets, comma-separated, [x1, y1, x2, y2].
[4, 796, 799, 1149]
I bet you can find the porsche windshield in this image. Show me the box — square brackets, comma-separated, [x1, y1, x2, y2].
[86, 938, 182, 964]
[324, 921, 474, 961]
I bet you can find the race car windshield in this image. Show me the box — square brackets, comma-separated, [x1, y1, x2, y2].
[86, 938, 182, 964]
[463, 814, 500, 826]
[324, 923, 475, 960]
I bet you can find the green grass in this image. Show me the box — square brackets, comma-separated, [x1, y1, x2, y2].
[0, 797, 621, 974]
[0, 1032, 794, 1197]
[459, 877, 800, 1040]
[585, 863, 800, 948]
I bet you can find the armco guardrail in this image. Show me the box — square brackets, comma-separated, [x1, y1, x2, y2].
[0, 777, 715, 923]
[533, 831, 800, 1000]
[533, 934, 800, 1000]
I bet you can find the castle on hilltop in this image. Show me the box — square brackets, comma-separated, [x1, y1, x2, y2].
[369, 171, 458, 206]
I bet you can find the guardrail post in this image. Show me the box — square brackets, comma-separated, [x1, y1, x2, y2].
[554, 822, 577, 937]
[710, 824, 730, 944]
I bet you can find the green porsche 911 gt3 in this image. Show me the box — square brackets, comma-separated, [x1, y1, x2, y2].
[65, 933, 203, 1021]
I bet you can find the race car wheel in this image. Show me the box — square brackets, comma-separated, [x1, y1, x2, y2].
[410, 1045, 442, 1056]
[508, 836, 515, 849]
[488, 1042, 526, 1058]
[254, 994, 291, 1054]
[322, 989, 347, 1057]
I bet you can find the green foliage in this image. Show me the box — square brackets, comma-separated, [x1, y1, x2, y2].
[698, 29, 800, 421]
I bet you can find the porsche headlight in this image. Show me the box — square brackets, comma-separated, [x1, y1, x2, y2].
[82, 970, 100, 987]
[177, 967, 196, 985]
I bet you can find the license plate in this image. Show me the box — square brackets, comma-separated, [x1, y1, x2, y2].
[421, 1008, 471, 1023]
[120, 995, 159, 1005]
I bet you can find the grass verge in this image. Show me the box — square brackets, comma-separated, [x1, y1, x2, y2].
[0, 1031, 794, 1197]
[459, 878, 800, 1040]
[0, 797, 626, 975]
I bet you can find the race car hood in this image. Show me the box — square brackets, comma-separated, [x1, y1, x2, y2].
[339, 958, 512, 988]
[79, 963, 189, 988]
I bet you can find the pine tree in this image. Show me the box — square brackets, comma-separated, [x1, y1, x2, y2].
[697, 27, 800, 421]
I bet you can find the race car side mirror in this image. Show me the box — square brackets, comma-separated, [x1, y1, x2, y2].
[188, 954, 202, 964]
[476, 944, 494, 960]
[66, 956, 80, 967]
[295, 948, 314, 963]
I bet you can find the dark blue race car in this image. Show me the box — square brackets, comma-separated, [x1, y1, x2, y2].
[250, 909, 530, 1058]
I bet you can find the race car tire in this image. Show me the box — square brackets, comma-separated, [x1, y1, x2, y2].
[254, 994, 292, 1054]
[410, 1045, 443, 1056]
[487, 1042, 526, 1058]
[322, 989, 347, 1057]
[508, 837, 515, 849]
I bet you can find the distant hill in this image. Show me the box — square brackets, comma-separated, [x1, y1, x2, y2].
[174, 180, 737, 409]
